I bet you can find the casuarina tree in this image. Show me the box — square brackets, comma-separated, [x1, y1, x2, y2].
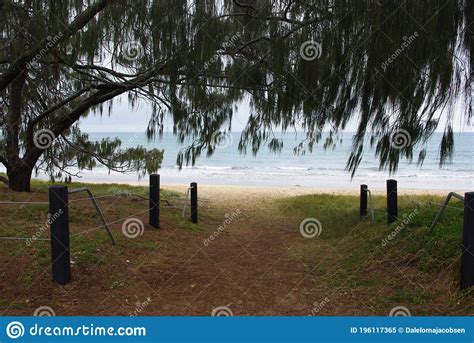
[0, 0, 470, 191]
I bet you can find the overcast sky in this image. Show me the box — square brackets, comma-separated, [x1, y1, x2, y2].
[79, 94, 473, 133]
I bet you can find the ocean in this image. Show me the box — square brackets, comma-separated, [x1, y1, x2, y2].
[1, 132, 472, 191]
[70, 132, 473, 191]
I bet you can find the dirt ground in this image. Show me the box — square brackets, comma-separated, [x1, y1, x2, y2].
[0, 185, 323, 316]
[0, 184, 471, 316]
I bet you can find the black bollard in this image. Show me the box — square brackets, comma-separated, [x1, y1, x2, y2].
[360, 184, 368, 218]
[461, 192, 474, 289]
[149, 174, 160, 229]
[49, 185, 71, 285]
[386, 179, 398, 224]
[190, 182, 198, 224]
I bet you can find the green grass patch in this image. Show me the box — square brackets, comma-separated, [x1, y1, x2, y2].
[28, 179, 180, 199]
[279, 192, 467, 310]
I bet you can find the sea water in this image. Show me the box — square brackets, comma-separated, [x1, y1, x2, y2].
[71, 131, 473, 191]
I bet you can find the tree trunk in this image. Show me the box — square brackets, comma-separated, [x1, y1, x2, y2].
[7, 166, 33, 192]
[4, 32, 29, 192]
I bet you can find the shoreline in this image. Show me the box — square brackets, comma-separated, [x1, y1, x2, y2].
[68, 179, 457, 197]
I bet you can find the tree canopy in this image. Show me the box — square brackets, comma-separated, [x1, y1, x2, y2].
[0, 0, 471, 191]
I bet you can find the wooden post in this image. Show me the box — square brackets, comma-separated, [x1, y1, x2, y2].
[461, 192, 474, 289]
[190, 182, 198, 224]
[360, 184, 368, 218]
[49, 185, 71, 285]
[386, 179, 398, 224]
[149, 174, 160, 229]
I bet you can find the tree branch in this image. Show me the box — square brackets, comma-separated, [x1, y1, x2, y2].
[60, 135, 136, 173]
[69, 63, 146, 79]
[0, 0, 114, 92]
[22, 69, 159, 167]
[27, 87, 92, 129]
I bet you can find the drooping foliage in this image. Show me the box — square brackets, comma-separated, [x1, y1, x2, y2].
[0, 0, 470, 191]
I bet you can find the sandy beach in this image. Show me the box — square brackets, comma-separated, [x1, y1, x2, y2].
[82, 180, 456, 200]
[165, 183, 456, 199]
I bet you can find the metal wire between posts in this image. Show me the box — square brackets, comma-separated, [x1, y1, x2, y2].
[0, 200, 48, 242]
[68, 187, 116, 245]
[69, 194, 118, 203]
[0, 182, 196, 244]
[0, 236, 48, 241]
[69, 208, 150, 238]
[428, 192, 465, 234]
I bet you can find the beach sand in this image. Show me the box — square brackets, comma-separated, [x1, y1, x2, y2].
[82, 179, 456, 202]
[160, 183, 452, 201]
